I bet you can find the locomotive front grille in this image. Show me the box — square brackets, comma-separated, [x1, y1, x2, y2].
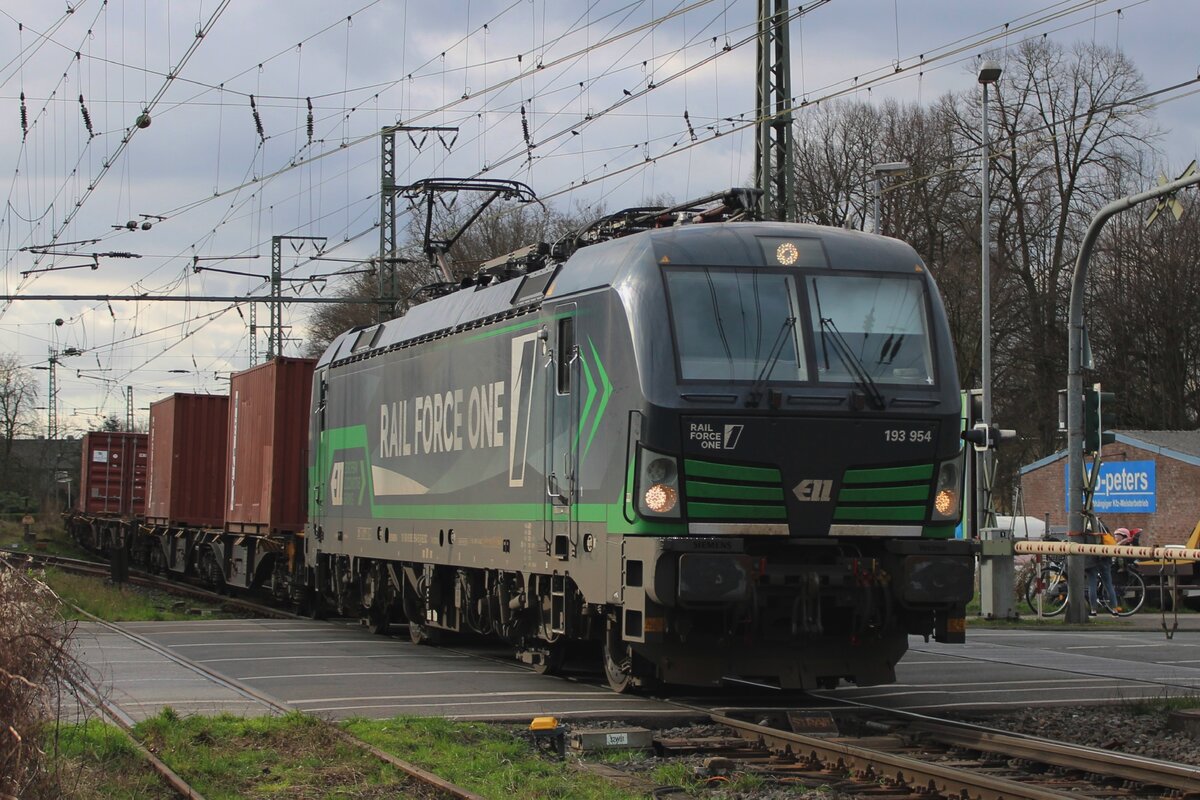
[833, 463, 933, 523]
[682, 458, 786, 521]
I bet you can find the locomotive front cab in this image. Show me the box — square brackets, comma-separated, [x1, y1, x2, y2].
[608, 223, 973, 690]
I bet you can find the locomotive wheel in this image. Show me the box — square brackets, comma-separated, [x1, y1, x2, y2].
[603, 631, 634, 693]
[367, 606, 390, 636]
[408, 620, 441, 645]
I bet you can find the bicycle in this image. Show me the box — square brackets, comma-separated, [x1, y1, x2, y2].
[1024, 557, 1146, 617]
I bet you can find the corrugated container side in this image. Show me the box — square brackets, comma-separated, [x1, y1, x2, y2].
[225, 357, 316, 533]
[79, 431, 148, 518]
[147, 393, 230, 528]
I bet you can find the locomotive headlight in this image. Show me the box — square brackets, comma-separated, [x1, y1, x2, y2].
[636, 447, 681, 518]
[644, 483, 678, 514]
[931, 455, 962, 521]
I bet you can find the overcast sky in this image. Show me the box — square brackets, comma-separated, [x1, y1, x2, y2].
[0, 0, 1196, 434]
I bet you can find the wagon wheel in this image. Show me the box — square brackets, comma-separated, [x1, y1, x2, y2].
[530, 639, 567, 675]
[303, 587, 326, 620]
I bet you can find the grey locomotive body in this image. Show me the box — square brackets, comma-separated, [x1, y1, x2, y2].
[307, 220, 972, 691]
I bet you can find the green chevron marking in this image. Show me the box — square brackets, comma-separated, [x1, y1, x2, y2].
[584, 338, 612, 459]
[576, 353, 596, 451]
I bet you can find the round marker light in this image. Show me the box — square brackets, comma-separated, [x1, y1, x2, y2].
[646, 457, 677, 484]
[776, 241, 799, 266]
[934, 488, 956, 517]
[644, 483, 678, 514]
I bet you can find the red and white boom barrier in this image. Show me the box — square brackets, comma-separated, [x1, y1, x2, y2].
[1013, 540, 1200, 562]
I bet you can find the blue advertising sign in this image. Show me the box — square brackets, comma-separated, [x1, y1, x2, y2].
[1064, 460, 1156, 514]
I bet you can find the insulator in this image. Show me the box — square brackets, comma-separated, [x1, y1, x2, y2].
[19, 92, 28, 139]
[520, 103, 532, 150]
[306, 97, 313, 143]
[684, 109, 697, 142]
[249, 94, 264, 141]
[79, 94, 94, 137]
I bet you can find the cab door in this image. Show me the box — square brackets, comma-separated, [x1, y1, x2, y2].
[545, 304, 578, 561]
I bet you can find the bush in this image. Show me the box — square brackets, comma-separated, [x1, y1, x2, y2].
[0, 560, 85, 797]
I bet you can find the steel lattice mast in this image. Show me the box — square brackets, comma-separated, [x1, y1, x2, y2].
[755, 0, 795, 222]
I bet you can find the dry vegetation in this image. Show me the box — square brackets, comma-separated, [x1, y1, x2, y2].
[0, 559, 89, 799]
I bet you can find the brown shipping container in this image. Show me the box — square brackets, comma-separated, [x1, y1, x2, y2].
[78, 431, 148, 518]
[225, 357, 316, 534]
[146, 393, 230, 528]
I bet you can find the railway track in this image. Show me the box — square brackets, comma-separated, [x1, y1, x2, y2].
[4, 551, 484, 799]
[648, 706, 1200, 799]
[72, 608, 485, 800]
[14, 548, 1200, 798]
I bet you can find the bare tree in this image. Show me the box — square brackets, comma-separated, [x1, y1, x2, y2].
[977, 39, 1152, 465]
[793, 101, 880, 228]
[1091, 186, 1200, 430]
[0, 354, 39, 483]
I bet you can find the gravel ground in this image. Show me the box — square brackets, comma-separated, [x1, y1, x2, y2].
[952, 703, 1200, 767]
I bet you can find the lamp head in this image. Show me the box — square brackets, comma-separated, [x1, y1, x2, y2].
[978, 59, 1002, 84]
[871, 161, 911, 177]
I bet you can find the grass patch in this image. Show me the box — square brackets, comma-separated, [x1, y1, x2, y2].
[346, 716, 642, 800]
[0, 518, 93, 558]
[136, 710, 421, 799]
[47, 720, 175, 799]
[1120, 691, 1200, 715]
[40, 567, 235, 622]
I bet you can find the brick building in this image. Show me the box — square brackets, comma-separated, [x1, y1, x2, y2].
[1018, 430, 1200, 548]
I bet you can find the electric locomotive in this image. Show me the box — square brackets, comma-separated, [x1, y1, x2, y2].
[306, 189, 973, 692]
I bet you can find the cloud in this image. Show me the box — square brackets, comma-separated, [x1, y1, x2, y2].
[1, 0, 1194, 426]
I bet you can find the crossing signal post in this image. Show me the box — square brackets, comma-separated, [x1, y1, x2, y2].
[1084, 386, 1116, 454]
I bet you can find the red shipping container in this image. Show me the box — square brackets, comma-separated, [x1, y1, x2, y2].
[146, 393, 230, 528]
[225, 357, 316, 534]
[78, 431, 148, 518]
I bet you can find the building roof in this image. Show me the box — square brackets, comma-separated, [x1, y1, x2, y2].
[1019, 429, 1200, 475]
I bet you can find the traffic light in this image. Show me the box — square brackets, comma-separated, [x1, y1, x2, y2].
[1084, 387, 1117, 453]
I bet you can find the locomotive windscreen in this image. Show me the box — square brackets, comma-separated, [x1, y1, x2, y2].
[664, 267, 807, 382]
[664, 266, 936, 386]
[807, 274, 935, 386]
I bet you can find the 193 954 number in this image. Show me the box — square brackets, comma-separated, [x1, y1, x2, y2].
[884, 429, 932, 443]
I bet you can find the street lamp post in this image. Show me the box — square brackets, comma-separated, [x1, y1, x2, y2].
[871, 161, 911, 236]
[977, 59, 1002, 532]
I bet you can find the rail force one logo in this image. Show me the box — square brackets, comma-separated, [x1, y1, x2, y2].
[689, 422, 744, 450]
[374, 331, 541, 489]
[379, 382, 506, 458]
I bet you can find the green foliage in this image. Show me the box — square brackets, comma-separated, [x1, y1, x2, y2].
[1119, 691, 1200, 716]
[135, 712, 414, 800]
[346, 716, 640, 799]
[48, 720, 174, 799]
[39, 568, 234, 622]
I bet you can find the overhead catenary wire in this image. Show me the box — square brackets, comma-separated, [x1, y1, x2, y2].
[2, 0, 1180, 412]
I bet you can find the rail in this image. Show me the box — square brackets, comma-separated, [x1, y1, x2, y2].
[711, 713, 1080, 800]
[710, 709, 1200, 799]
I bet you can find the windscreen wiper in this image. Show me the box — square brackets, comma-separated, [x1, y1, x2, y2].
[747, 312, 797, 408]
[818, 317, 886, 410]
